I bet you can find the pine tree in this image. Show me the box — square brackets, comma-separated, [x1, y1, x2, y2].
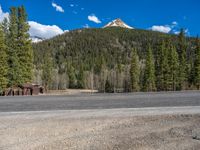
[123, 64, 131, 92]
[68, 65, 76, 88]
[194, 38, 200, 89]
[77, 65, 85, 88]
[178, 29, 187, 90]
[156, 40, 179, 91]
[155, 40, 165, 91]
[105, 78, 113, 93]
[1, 18, 9, 41]
[7, 7, 20, 87]
[168, 44, 179, 90]
[42, 52, 53, 91]
[143, 45, 156, 91]
[0, 27, 8, 95]
[17, 6, 33, 84]
[130, 48, 140, 92]
[163, 40, 171, 91]
[99, 56, 107, 92]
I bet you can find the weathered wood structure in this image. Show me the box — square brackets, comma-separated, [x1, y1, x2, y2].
[4, 84, 44, 96]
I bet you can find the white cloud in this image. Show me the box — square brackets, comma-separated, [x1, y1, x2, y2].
[174, 31, 180, 35]
[88, 14, 101, 24]
[150, 21, 179, 34]
[150, 22, 190, 36]
[52, 2, 64, 13]
[28, 21, 64, 39]
[174, 29, 190, 36]
[185, 29, 190, 35]
[70, 4, 74, 7]
[151, 25, 171, 33]
[83, 24, 90, 28]
[172, 21, 178, 25]
[0, 5, 9, 22]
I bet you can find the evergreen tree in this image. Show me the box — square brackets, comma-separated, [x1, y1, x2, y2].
[143, 45, 156, 91]
[178, 29, 187, 90]
[105, 78, 113, 93]
[156, 40, 179, 91]
[0, 27, 8, 95]
[1, 18, 9, 41]
[68, 65, 76, 88]
[139, 59, 145, 91]
[42, 52, 53, 91]
[162, 40, 171, 90]
[77, 65, 85, 88]
[168, 44, 179, 90]
[7, 7, 20, 87]
[123, 64, 131, 92]
[130, 48, 140, 92]
[155, 41, 164, 91]
[194, 38, 200, 89]
[99, 57, 107, 92]
[17, 6, 33, 83]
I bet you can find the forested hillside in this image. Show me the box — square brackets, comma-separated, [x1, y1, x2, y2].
[33, 27, 200, 92]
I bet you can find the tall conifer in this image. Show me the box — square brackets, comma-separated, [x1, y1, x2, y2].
[7, 7, 20, 87]
[194, 38, 200, 89]
[178, 29, 187, 90]
[155, 41, 165, 91]
[143, 45, 156, 91]
[0, 27, 8, 94]
[130, 48, 140, 92]
[42, 51, 53, 91]
[17, 6, 33, 83]
[168, 44, 179, 90]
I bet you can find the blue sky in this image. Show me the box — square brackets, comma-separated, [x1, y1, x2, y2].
[1, 0, 200, 38]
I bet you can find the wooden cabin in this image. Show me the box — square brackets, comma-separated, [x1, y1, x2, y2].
[4, 83, 44, 96]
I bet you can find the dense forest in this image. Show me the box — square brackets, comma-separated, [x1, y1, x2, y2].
[1, 6, 200, 94]
[33, 27, 200, 92]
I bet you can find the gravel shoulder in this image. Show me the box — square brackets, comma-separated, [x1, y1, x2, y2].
[1, 107, 200, 150]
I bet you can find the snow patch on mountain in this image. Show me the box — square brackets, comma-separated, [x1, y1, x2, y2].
[103, 18, 133, 29]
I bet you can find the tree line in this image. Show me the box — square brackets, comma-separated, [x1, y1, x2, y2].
[130, 32, 200, 92]
[0, 6, 33, 95]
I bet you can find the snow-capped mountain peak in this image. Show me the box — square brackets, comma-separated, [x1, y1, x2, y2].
[103, 18, 133, 29]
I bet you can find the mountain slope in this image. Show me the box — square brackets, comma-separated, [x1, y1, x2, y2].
[32, 27, 194, 91]
[33, 28, 193, 68]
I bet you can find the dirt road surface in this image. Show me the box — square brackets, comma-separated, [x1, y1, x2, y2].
[1, 107, 200, 150]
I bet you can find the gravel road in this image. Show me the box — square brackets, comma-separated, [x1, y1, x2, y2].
[0, 91, 200, 112]
[1, 107, 200, 150]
